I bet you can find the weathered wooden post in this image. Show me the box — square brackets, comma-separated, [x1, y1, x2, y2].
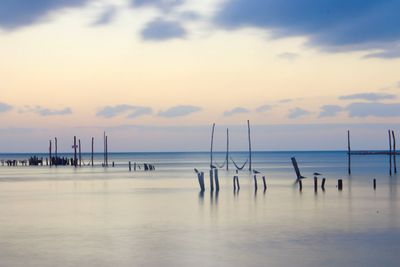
[129, 161, 131, 172]
[392, 130, 397, 174]
[226, 128, 229, 171]
[314, 177, 318, 192]
[247, 120, 252, 171]
[112, 161, 115, 167]
[321, 178, 326, 190]
[233, 175, 240, 190]
[103, 131, 106, 167]
[210, 123, 215, 169]
[91, 137, 94, 166]
[338, 179, 343, 191]
[209, 169, 214, 191]
[389, 129, 392, 176]
[347, 130, 351, 175]
[46, 158, 48, 166]
[373, 178, 376, 190]
[253, 175, 258, 191]
[299, 180, 302, 191]
[55, 137, 58, 166]
[214, 168, 220, 191]
[106, 135, 108, 167]
[49, 140, 52, 166]
[134, 162, 136, 171]
[262, 176, 267, 191]
[78, 139, 82, 166]
[73, 136, 77, 167]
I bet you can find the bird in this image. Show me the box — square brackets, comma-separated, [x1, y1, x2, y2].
[253, 169, 260, 174]
[194, 168, 199, 173]
[313, 172, 322, 176]
[210, 164, 217, 169]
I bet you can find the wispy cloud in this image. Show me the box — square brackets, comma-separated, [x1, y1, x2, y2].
[364, 48, 400, 59]
[132, 0, 184, 12]
[0, 102, 13, 113]
[0, 0, 89, 30]
[158, 105, 201, 118]
[255, 105, 272, 113]
[223, 107, 250, 117]
[277, 52, 299, 61]
[288, 107, 310, 119]
[346, 102, 400, 117]
[97, 105, 152, 118]
[339, 92, 396, 101]
[141, 18, 187, 41]
[319, 105, 343, 118]
[91, 6, 117, 26]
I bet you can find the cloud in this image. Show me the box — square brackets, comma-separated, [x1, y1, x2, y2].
[0, 102, 13, 113]
[319, 105, 343, 117]
[339, 92, 396, 101]
[141, 18, 187, 41]
[223, 107, 250, 116]
[20, 106, 72, 116]
[158, 105, 201, 118]
[346, 102, 400, 117]
[277, 52, 299, 61]
[363, 48, 400, 59]
[278, 98, 293, 103]
[214, 1, 400, 55]
[255, 105, 272, 113]
[132, 0, 183, 12]
[91, 6, 117, 26]
[97, 105, 152, 118]
[288, 107, 310, 119]
[0, 0, 88, 30]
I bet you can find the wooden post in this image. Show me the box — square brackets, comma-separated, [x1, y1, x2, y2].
[347, 130, 351, 175]
[299, 180, 302, 191]
[46, 158, 48, 166]
[129, 161, 131, 172]
[373, 179, 376, 190]
[106, 135, 108, 167]
[321, 178, 326, 190]
[233, 175, 240, 190]
[91, 137, 94, 166]
[253, 175, 258, 191]
[226, 128, 229, 171]
[74, 136, 77, 167]
[392, 130, 397, 174]
[314, 177, 318, 192]
[262, 176, 267, 191]
[214, 168, 220, 191]
[247, 120, 252, 171]
[389, 129, 392, 176]
[55, 137, 58, 166]
[49, 140, 52, 166]
[198, 172, 205, 191]
[209, 169, 214, 191]
[103, 131, 106, 167]
[291, 157, 302, 180]
[338, 179, 343, 191]
[210, 123, 215, 169]
[78, 139, 82, 167]
[134, 162, 136, 171]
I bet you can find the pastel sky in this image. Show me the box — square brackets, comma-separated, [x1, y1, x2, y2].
[1, 0, 400, 152]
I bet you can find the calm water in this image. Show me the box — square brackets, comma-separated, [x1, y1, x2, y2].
[0, 151, 399, 267]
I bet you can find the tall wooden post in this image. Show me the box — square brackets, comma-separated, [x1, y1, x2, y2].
[49, 140, 52, 166]
[106, 135, 108, 167]
[226, 128, 229, 171]
[347, 130, 351, 175]
[103, 131, 106, 167]
[79, 139, 82, 167]
[74, 136, 77, 167]
[392, 130, 397, 174]
[91, 137, 94, 166]
[389, 129, 392, 176]
[55, 137, 58, 166]
[210, 123, 215, 169]
[247, 120, 252, 171]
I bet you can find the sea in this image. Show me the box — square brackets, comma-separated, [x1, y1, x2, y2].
[0, 151, 399, 267]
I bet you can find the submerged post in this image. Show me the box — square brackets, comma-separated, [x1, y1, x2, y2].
[209, 169, 214, 191]
[253, 175, 258, 191]
[55, 137, 58, 166]
[73, 136, 77, 167]
[129, 161, 131, 172]
[198, 172, 205, 191]
[247, 120, 252, 171]
[338, 179, 343, 191]
[392, 130, 397, 174]
[389, 129, 392, 176]
[226, 128, 229, 171]
[321, 178, 326, 190]
[78, 139, 82, 167]
[91, 137, 94, 166]
[347, 130, 351, 175]
[49, 140, 52, 166]
[314, 177, 318, 192]
[106, 135, 108, 167]
[233, 175, 240, 190]
[210, 123, 215, 169]
[299, 180, 303, 191]
[373, 178, 376, 190]
[214, 169, 220, 191]
[103, 131, 106, 167]
[262, 176, 267, 191]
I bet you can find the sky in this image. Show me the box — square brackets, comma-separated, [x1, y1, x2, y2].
[0, 0, 400, 152]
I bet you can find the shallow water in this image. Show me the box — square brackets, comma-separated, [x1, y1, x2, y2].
[0, 152, 399, 266]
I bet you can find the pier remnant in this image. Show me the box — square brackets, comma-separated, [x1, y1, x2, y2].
[253, 175, 258, 191]
[338, 179, 343, 191]
[226, 128, 229, 171]
[209, 169, 214, 191]
[247, 120, 252, 171]
[214, 168, 220, 191]
[262, 176, 267, 191]
[79, 139, 82, 166]
[347, 130, 351, 175]
[389, 129, 392, 176]
[49, 140, 52, 166]
[392, 130, 397, 174]
[233, 175, 240, 190]
[373, 178, 376, 190]
[73, 136, 77, 167]
[55, 137, 58, 166]
[321, 178, 326, 190]
[314, 177, 318, 192]
[129, 161, 131, 172]
[91, 137, 94, 166]
[210, 123, 215, 169]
